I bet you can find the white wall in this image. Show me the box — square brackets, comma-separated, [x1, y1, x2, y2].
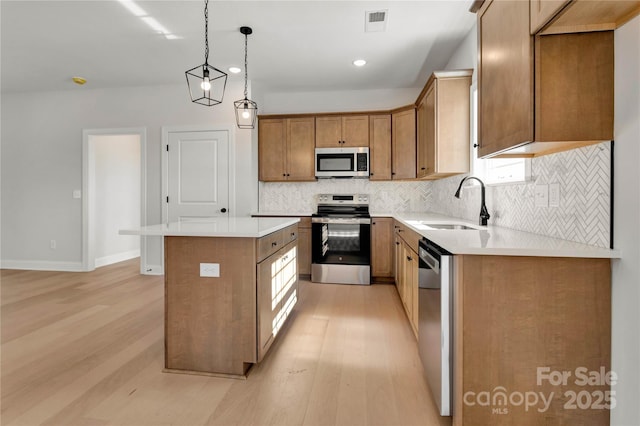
[611, 14, 640, 426]
[1, 79, 257, 270]
[91, 134, 140, 267]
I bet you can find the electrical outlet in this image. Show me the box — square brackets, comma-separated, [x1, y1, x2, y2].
[200, 263, 220, 278]
[535, 184, 549, 208]
[50, 240, 56, 249]
[549, 183, 560, 207]
[72, 190, 82, 199]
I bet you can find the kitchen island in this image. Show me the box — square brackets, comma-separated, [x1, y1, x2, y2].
[121, 217, 300, 378]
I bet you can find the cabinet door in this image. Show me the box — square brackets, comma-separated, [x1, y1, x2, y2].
[286, 117, 316, 181]
[315, 116, 342, 147]
[394, 234, 403, 296]
[371, 217, 394, 278]
[369, 114, 392, 180]
[297, 226, 311, 276]
[341, 115, 369, 147]
[258, 119, 287, 181]
[424, 85, 437, 176]
[530, 0, 571, 34]
[257, 255, 279, 360]
[392, 109, 417, 180]
[478, 0, 533, 158]
[416, 95, 429, 178]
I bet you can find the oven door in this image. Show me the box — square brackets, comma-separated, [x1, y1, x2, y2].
[311, 217, 371, 265]
[311, 216, 371, 285]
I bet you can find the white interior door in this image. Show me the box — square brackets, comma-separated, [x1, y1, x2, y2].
[167, 130, 229, 222]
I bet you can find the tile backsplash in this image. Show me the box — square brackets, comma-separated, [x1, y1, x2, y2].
[429, 142, 612, 248]
[259, 142, 611, 248]
[259, 180, 432, 214]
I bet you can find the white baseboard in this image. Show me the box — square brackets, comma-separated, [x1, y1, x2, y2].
[0, 260, 84, 272]
[95, 250, 140, 268]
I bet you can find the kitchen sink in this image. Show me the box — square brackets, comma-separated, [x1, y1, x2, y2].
[425, 224, 477, 230]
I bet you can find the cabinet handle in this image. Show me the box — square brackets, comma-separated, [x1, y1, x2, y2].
[473, 143, 479, 148]
[407, 256, 412, 261]
[421, 167, 426, 170]
[272, 242, 278, 247]
[398, 229, 403, 232]
[372, 222, 376, 225]
[395, 242, 400, 245]
[287, 173, 290, 176]
[282, 173, 286, 177]
[370, 172, 374, 176]
[392, 172, 396, 176]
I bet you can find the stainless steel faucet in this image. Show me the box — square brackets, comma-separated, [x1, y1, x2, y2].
[454, 176, 490, 226]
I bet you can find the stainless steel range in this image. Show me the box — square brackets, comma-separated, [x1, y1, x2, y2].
[311, 194, 371, 285]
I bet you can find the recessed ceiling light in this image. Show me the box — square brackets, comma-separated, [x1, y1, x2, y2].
[229, 67, 242, 74]
[353, 59, 367, 67]
[72, 77, 87, 85]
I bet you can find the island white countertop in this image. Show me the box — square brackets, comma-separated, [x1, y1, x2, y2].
[120, 217, 300, 238]
[393, 213, 620, 258]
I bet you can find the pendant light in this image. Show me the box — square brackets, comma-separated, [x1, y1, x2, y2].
[185, 0, 227, 106]
[234, 26, 258, 129]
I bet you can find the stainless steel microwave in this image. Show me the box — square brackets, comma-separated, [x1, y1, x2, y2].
[315, 147, 369, 178]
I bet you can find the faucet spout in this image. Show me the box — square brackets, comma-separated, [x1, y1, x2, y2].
[454, 176, 491, 226]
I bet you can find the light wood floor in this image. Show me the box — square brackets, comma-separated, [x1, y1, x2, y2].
[1, 259, 450, 426]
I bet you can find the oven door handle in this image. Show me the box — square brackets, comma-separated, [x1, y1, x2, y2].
[311, 217, 371, 225]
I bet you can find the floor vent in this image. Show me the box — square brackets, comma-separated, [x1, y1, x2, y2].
[365, 10, 388, 32]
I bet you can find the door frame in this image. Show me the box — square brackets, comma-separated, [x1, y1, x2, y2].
[82, 127, 148, 273]
[161, 124, 236, 222]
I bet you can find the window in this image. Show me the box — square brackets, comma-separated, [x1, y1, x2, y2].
[470, 85, 530, 185]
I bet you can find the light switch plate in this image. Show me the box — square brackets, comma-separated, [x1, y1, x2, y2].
[535, 184, 549, 208]
[549, 183, 560, 207]
[200, 263, 220, 278]
[72, 190, 82, 199]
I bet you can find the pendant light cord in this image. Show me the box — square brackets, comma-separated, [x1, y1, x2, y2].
[204, 0, 209, 65]
[243, 32, 248, 100]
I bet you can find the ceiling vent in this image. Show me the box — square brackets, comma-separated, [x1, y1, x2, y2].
[365, 10, 388, 32]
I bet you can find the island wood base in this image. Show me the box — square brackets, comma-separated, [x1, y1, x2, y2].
[163, 224, 299, 378]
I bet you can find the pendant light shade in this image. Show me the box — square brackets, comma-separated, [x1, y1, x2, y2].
[234, 26, 258, 129]
[186, 0, 227, 106]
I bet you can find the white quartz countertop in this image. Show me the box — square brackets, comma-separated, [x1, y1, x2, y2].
[394, 213, 620, 258]
[251, 211, 313, 217]
[120, 217, 300, 238]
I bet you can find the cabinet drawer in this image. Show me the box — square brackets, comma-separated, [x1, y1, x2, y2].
[257, 230, 284, 263]
[282, 224, 299, 245]
[394, 220, 421, 253]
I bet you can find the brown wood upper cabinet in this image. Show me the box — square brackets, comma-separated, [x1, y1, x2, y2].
[477, 0, 613, 158]
[391, 108, 416, 180]
[532, 0, 640, 35]
[258, 117, 316, 182]
[416, 70, 472, 179]
[315, 115, 369, 147]
[369, 114, 392, 180]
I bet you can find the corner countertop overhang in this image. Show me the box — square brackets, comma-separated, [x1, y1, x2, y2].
[119, 217, 300, 238]
[392, 212, 620, 258]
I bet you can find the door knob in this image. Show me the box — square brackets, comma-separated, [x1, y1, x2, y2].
[221, 208, 227, 213]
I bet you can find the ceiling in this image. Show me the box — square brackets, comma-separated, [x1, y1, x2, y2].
[0, 1, 476, 94]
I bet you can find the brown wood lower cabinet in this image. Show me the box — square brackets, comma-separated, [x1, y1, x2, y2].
[371, 217, 394, 280]
[297, 217, 312, 276]
[393, 220, 421, 337]
[453, 255, 611, 426]
[164, 224, 298, 377]
[257, 239, 298, 361]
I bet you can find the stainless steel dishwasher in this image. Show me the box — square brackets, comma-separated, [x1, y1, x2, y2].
[418, 238, 453, 416]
